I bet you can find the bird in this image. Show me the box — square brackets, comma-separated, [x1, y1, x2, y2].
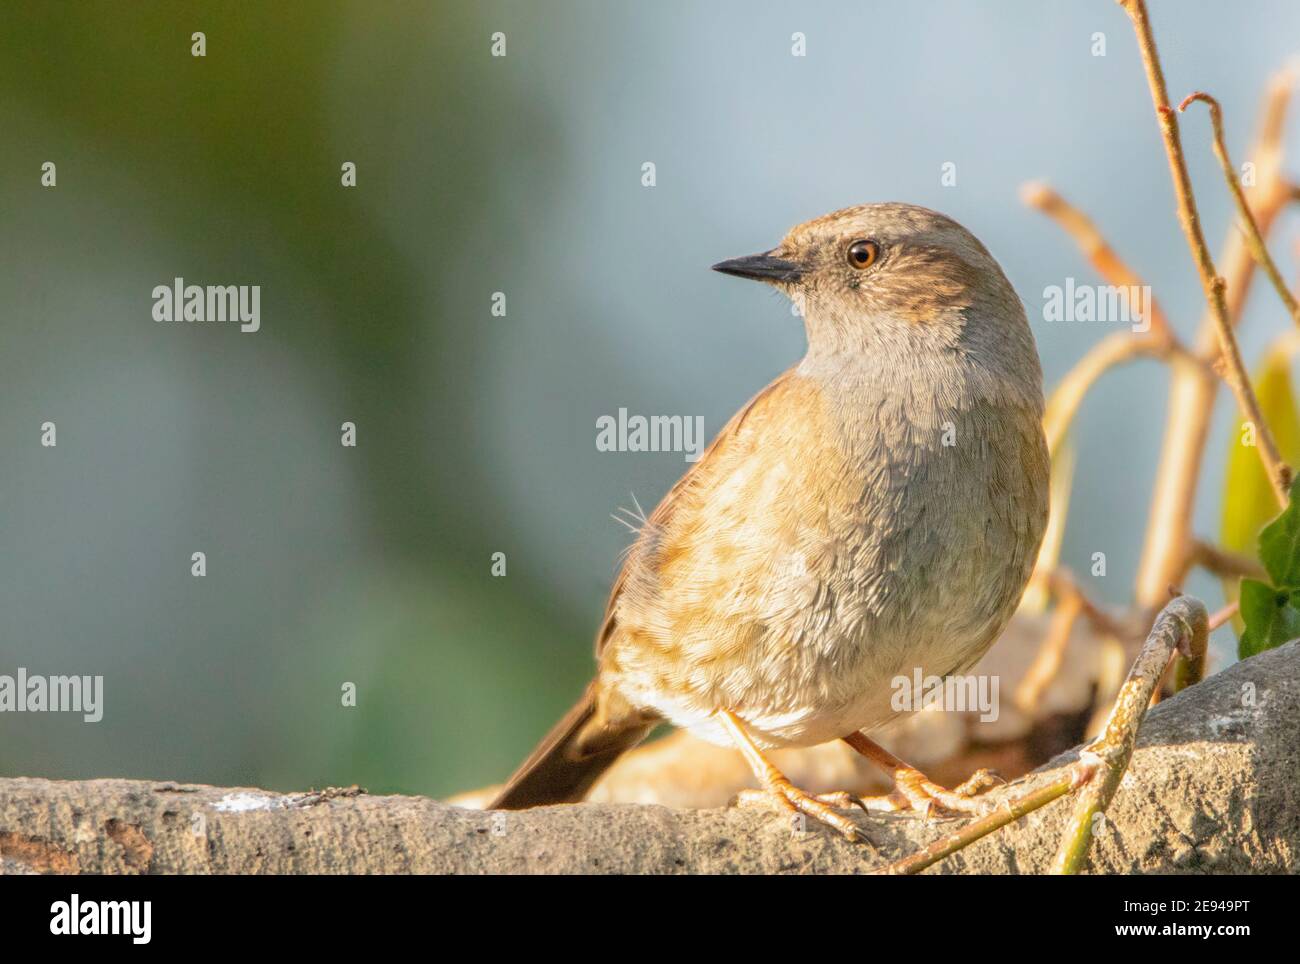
[489, 202, 1050, 840]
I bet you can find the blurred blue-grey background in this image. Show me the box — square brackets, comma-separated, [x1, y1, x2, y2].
[2, 1, 1296, 796]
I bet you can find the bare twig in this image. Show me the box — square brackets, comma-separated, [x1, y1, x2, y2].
[869, 774, 1079, 875]
[1180, 91, 1300, 328]
[1134, 66, 1295, 608]
[1051, 594, 1208, 874]
[1207, 600, 1239, 632]
[1086, 636, 1132, 738]
[1041, 332, 1172, 454]
[1188, 538, 1267, 580]
[1022, 183, 1205, 454]
[1045, 568, 1133, 641]
[1019, 568, 1135, 718]
[1015, 591, 1084, 715]
[1117, 0, 1290, 507]
[1021, 182, 1175, 341]
[875, 595, 1208, 876]
[1198, 67, 1295, 350]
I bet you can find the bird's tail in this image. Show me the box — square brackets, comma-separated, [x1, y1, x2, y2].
[489, 681, 653, 809]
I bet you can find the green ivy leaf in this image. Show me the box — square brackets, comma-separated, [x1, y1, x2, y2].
[1238, 578, 1300, 659]
[1257, 480, 1300, 588]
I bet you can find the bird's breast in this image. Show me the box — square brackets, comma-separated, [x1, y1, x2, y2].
[602, 365, 1049, 749]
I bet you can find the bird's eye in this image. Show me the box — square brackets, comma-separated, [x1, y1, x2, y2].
[847, 239, 879, 270]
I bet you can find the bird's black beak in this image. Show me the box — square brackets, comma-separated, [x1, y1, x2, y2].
[711, 251, 804, 284]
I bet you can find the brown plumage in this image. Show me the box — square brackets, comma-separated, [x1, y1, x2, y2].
[490, 203, 1049, 835]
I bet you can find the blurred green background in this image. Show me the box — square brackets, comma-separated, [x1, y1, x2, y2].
[2, 1, 1297, 797]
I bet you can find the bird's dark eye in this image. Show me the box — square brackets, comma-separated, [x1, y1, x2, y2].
[847, 239, 879, 270]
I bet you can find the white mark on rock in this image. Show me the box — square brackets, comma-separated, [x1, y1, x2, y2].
[212, 792, 289, 813]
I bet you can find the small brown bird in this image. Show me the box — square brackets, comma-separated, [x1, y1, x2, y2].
[491, 203, 1049, 839]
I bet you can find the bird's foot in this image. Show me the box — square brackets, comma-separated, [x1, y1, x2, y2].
[842, 730, 1003, 818]
[858, 766, 1004, 817]
[734, 784, 873, 846]
[718, 709, 873, 846]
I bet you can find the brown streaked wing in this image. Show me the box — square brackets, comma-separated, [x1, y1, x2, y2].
[593, 368, 799, 656]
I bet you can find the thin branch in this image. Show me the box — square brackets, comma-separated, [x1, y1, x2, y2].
[1023, 184, 1210, 454]
[1051, 595, 1208, 874]
[1179, 91, 1300, 327]
[1086, 636, 1132, 738]
[874, 595, 1208, 876]
[1188, 538, 1267, 580]
[1198, 67, 1296, 351]
[868, 773, 1080, 875]
[1042, 332, 1167, 454]
[1117, 0, 1290, 507]
[1014, 591, 1084, 715]
[1045, 568, 1133, 642]
[1021, 182, 1175, 341]
[1136, 64, 1295, 607]
[1207, 600, 1239, 632]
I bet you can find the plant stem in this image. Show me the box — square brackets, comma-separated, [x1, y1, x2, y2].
[1132, 64, 1294, 610]
[1118, 0, 1290, 507]
[1180, 91, 1300, 328]
[1051, 594, 1207, 873]
[870, 775, 1076, 875]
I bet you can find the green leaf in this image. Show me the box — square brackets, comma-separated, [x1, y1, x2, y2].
[1258, 480, 1300, 588]
[1238, 578, 1300, 659]
[1221, 338, 1300, 639]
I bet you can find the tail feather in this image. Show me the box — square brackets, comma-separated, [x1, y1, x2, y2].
[489, 683, 651, 810]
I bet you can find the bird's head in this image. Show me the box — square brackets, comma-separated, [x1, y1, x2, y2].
[712, 203, 1032, 368]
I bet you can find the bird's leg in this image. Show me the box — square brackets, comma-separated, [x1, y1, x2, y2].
[842, 730, 1002, 816]
[717, 710, 871, 845]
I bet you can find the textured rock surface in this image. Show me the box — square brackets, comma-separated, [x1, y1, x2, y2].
[1, 641, 1296, 874]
